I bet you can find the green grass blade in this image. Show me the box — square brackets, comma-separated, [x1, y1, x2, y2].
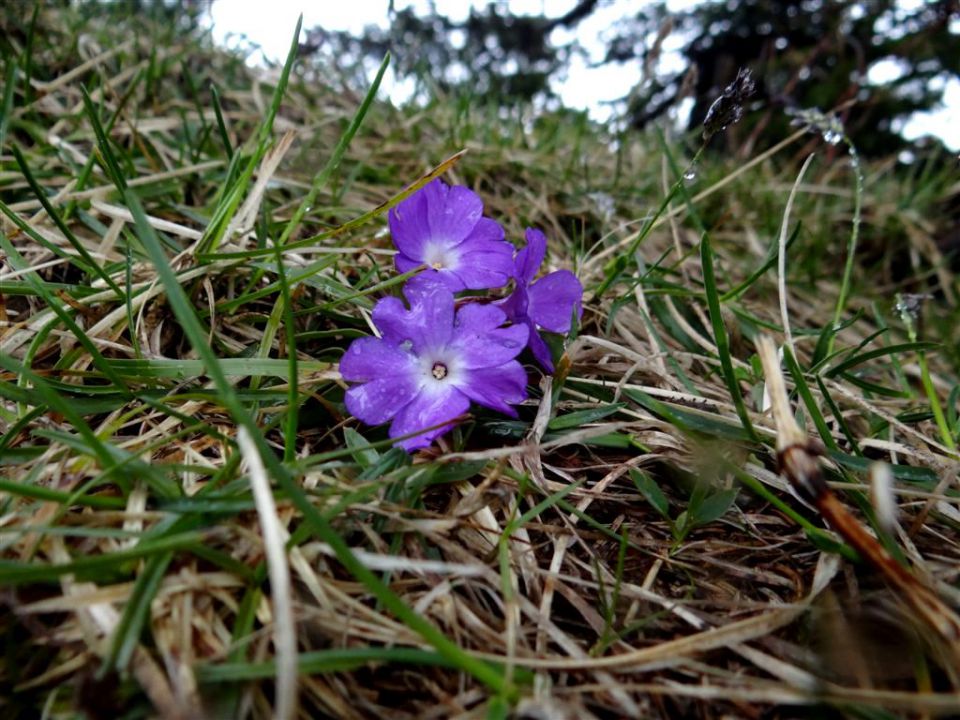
[0, 353, 181, 498]
[102, 550, 174, 673]
[11, 146, 125, 298]
[699, 234, 758, 441]
[83, 50, 511, 702]
[0, 532, 204, 585]
[210, 83, 234, 158]
[825, 341, 939, 378]
[275, 53, 390, 249]
[0, 60, 15, 159]
[196, 15, 303, 255]
[781, 345, 838, 452]
[721, 222, 802, 302]
[197, 647, 484, 683]
[827, 140, 864, 356]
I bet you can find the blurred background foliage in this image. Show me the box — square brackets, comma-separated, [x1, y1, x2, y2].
[5, 0, 956, 160]
[2, 0, 956, 259]
[299, 0, 959, 158]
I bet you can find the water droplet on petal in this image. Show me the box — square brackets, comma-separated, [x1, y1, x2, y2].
[400, 339, 413, 352]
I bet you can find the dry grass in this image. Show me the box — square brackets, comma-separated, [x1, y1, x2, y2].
[1, 5, 959, 719]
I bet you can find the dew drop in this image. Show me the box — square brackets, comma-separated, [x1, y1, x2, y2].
[682, 167, 697, 184]
[400, 339, 413, 352]
[822, 129, 843, 145]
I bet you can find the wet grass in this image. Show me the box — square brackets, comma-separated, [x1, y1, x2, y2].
[1, 4, 959, 718]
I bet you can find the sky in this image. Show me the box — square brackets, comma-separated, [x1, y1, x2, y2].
[205, 0, 959, 151]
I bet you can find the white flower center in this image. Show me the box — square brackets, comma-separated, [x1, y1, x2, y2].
[420, 353, 460, 390]
[423, 241, 458, 271]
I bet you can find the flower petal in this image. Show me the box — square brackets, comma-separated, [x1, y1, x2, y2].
[455, 361, 528, 416]
[339, 336, 415, 381]
[345, 376, 421, 425]
[402, 279, 455, 350]
[527, 270, 583, 333]
[454, 301, 508, 333]
[426, 182, 483, 246]
[515, 227, 547, 283]
[369, 296, 411, 346]
[370, 281, 455, 351]
[526, 322, 555, 371]
[465, 217, 506, 245]
[394, 252, 423, 276]
[389, 384, 470, 451]
[414, 266, 467, 292]
[449, 235, 515, 290]
[388, 186, 432, 260]
[394, 256, 467, 293]
[493, 284, 529, 324]
[450, 303, 528, 369]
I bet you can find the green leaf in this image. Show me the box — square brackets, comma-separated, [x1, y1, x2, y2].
[421, 460, 488, 486]
[548, 403, 626, 430]
[689, 488, 738, 527]
[578, 432, 636, 448]
[624, 388, 754, 442]
[344, 428, 379, 469]
[356, 449, 410, 482]
[629, 468, 670, 519]
[838, 371, 911, 398]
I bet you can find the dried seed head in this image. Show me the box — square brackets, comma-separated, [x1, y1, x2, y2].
[778, 441, 829, 505]
[895, 292, 931, 341]
[703, 67, 756, 141]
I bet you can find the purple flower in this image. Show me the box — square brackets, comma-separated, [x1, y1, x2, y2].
[389, 179, 515, 292]
[496, 228, 583, 372]
[340, 279, 529, 451]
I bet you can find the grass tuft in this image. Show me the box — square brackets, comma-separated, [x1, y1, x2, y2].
[1, 4, 959, 718]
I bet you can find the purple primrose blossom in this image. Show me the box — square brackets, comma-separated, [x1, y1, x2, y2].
[496, 228, 583, 372]
[340, 279, 529, 451]
[389, 179, 515, 292]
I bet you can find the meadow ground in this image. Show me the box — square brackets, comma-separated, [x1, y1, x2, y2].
[1, 5, 959, 719]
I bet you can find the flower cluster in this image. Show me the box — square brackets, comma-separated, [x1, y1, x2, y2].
[340, 179, 583, 451]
